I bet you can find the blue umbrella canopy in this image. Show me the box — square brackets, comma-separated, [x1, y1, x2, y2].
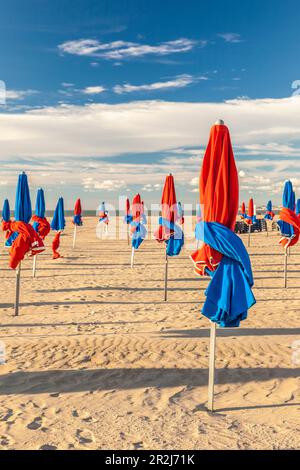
[15, 172, 32, 223]
[2, 199, 10, 222]
[278, 180, 295, 237]
[266, 200, 272, 212]
[51, 197, 65, 231]
[35, 188, 46, 218]
[296, 199, 300, 216]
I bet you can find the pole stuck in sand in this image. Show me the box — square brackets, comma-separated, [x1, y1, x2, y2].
[15, 262, 21, 316]
[131, 247, 135, 268]
[207, 321, 217, 412]
[72, 224, 77, 249]
[248, 226, 251, 247]
[284, 245, 288, 288]
[164, 251, 168, 301]
[32, 255, 37, 278]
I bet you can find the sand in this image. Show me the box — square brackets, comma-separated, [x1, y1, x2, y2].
[0, 216, 300, 450]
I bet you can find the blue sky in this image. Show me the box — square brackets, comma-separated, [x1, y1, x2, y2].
[0, 0, 300, 209]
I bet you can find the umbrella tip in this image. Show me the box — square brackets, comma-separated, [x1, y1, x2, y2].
[215, 119, 224, 125]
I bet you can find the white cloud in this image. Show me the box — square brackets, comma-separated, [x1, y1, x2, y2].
[5, 89, 38, 100]
[0, 95, 300, 203]
[82, 177, 126, 191]
[82, 86, 106, 95]
[190, 177, 198, 186]
[142, 183, 161, 192]
[113, 74, 206, 94]
[58, 38, 199, 60]
[0, 96, 300, 160]
[218, 33, 242, 43]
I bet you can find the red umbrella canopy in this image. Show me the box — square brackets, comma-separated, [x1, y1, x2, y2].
[192, 123, 238, 274]
[132, 194, 142, 219]
[241, 202, 246, 214]
[74, 198, 82, 216]
[125, 197, 130, 216]
[200, 124, 238, 229]
[248, 198, 254, 218]
[161, 174, 177, 223]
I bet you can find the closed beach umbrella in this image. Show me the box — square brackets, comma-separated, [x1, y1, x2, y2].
[124, 197, 131, 244]
[264, 200, 275, 220]
[98, 202, 109, 237]
[32, 189, 50, 239]
[155, 174, 184, 301]
[2, 199, 10, 222]
[246, 198, 254, 224]
[278, 180, 300, 287]
[278, 181, 296, 242]
[15, 172, 32, 223]
[129, 194, 147, 267]
[264, 200, 275, 237]
[1, 199, 17, 247]
[51, 197, 65, 259]
[2, 172, 44, 315]
[296, 199, 300, 217]
[190, 120, 255, 411]
[246, 198, 254, 246]
[72, 198, 82, 249]
[73, 198, 82, 226]
[31, 188, 50, 277]
[240, 201, 246, 219]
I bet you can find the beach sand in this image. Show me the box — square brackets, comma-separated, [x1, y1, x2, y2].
[0, 216, 299, 450]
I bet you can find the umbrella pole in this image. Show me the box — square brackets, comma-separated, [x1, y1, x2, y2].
[105, 224, 108, 235]
[32, 255, 37, 278]
[72, 224, 77, 249]
[164, 251, 168, 301]
[127, 225, 130, 245]
[207, 321, 217, 412]
[131, 247, 135, 268]
[15, 262, 21, 316]
[266, 221, 268, 237]
[284, 246, 288, 288]
[248, 227, 251, 247]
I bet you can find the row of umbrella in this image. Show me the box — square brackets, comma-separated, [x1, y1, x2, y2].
[1, 173, 83, 315]
[2, 121, 299, 413]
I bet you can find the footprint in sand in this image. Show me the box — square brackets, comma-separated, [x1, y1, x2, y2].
[27, 416, 43, 430]
[40, 444, 57, 450]
[76, 429, 95, 445]
[0, 435, 11, 447]
[133, 441, 144, 449]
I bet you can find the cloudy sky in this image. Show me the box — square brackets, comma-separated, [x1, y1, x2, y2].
[0, 0, 300, 209]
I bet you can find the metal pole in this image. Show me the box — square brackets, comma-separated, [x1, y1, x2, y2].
[72, 224, 77, 249]
[131, 247, 135, 268]
[284, 247, 288, 288]
[15, 262, 21, 316]
[248, 227, 251, 247]
[32, 255, 37, 278]
[207, 321, 217, 412]
[164, 251, 168, 301]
